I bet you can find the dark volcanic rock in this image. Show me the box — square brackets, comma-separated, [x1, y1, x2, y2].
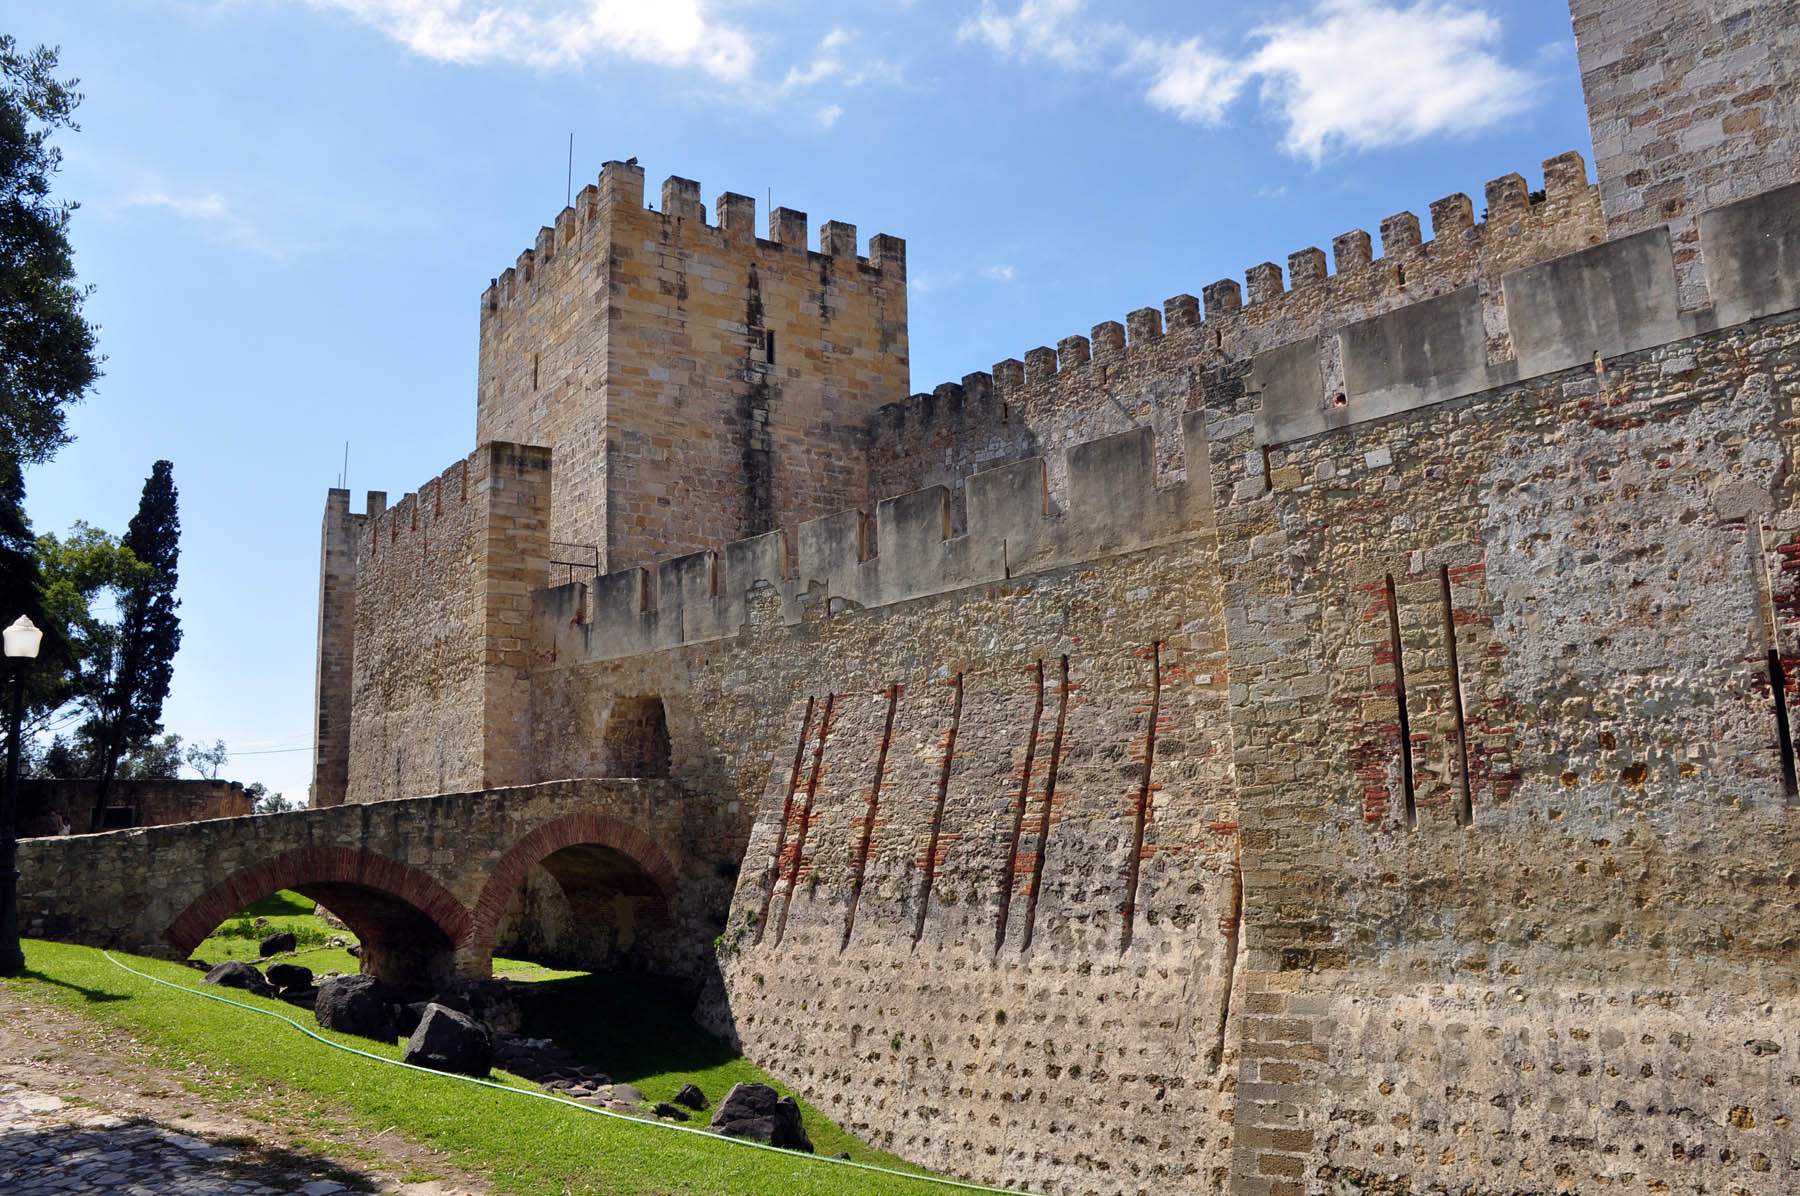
[673, 1083, 710, 1111]
[404, 1003, 493, 1077]
[314, 974, 398, 1042]
[203, 960, 275, 999]
[443, 978, 521, 1033]
[709, 1082, 813, 1152]
[258, 931, 297, 957]
[265, 962, 313, 992]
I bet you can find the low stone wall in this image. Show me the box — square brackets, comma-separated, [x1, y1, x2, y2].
[16, 779, 251, 836]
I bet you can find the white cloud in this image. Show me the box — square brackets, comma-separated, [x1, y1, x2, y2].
[117, 190, 300, 259]
[816, 103, 844, 129]
[782, 27, 902, 92]
[958, 0, 1099, 68]
[962, 0, 1540, 161]
[983, 264, 1015, 281]
[1140, 37, 1245, 126]
[302, 0, 756, 80]
[1246, 1, 1540, 161]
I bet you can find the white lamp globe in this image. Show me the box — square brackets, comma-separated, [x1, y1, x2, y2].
[3, 615, 43, 660]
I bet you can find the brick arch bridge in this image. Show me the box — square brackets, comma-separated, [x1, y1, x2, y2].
[14, 779, 730, 987]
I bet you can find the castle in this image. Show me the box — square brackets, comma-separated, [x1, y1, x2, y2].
[308, 1, 1800, 1192]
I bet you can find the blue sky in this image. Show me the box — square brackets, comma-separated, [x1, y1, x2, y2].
[13, 0, 1594, 801]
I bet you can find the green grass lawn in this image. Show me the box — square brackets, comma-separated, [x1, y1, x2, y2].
[8, 940, 989, 1196]
[187, 891, 900, 1163]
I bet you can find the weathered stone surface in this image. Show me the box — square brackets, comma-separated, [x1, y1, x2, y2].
[257, 931, 296, 957]
[708, 1083, 811, 1153]
[441, 978, 519, 1033]
[673, 1083, 708, 1111]
[202, 960, 274, 999]
[403, 1004, 492, 1078]
[314, 975, 397, 1043]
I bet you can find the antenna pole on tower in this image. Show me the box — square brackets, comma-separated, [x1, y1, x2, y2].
[567, 134, 574, 209]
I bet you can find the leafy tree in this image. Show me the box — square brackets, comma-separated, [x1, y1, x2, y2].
[115, 731, 181, 779]
[184, 737, 227, 780]
[24, 522, 145, 735]
[0, 38, 100, 633]
[87, 461, 181, 827]
[246, 782, 300, 815]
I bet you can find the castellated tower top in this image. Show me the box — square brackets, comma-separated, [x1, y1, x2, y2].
[475, 159, 910, 575]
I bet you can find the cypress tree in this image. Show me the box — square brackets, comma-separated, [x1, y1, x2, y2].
[89, 460, 180, 829]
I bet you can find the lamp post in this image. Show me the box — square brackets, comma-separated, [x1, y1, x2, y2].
[2, 614, 43, 976]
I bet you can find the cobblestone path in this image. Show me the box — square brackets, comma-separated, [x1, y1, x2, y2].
[0, 984, 485, 1196]
[0, 1083, 359, 1195]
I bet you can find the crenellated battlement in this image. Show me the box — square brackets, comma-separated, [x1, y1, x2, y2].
[479, 159, 905, 316]
[1245, 178, 1800, 445]
[955, 152, 1603, 403]
[358, 450, 473, 557]
[474, 158, 912, 567]
[536, 416, 1212, 664]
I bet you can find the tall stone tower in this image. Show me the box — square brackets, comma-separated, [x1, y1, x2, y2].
[474, 160, 910, 573]
[1570, 0, 1800, 301]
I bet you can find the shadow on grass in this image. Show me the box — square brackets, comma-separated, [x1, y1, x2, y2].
[12, 966, 132, 1005]
[517, 973, 736, 1083]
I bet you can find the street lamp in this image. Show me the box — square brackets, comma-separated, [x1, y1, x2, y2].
[1, 613, 43, 976]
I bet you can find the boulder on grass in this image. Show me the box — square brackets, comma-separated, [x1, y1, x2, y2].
[674, 1083, 710, 1111]
[258, 930, 297, 957]
[314, 974, 398, 1042]
[265, 962, 313, 992]
[203, 960, 275, 999]
[442, 978, 521, 1033]
[404, 1004, 492, 1077]
[709, 1082, 812, 1152]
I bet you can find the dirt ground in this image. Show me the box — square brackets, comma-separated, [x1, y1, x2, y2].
[0, 980, 496, 1195]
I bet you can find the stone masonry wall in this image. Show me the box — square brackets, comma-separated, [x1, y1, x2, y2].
[528, 527, 1244, 1193]
[1205, 300, 1800, 1195]
[16, 779, 251, 835]
[345, 442, 549, 801]
[869, 152, 1606, 509]
[311, 489, 365, 807]
[1572, 0, 1800, 305]
[476, 160, 909, 572]
[17, 778, 739, 988]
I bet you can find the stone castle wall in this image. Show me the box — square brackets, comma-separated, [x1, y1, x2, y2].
[298, 3, 1800, 1190]
[1572, 0, 1800, 303]
[870, 151, 1605, 515]
[342, 442, 549, 802]
[521, 182, 1796, 1194]
[475, 161, 908, 572]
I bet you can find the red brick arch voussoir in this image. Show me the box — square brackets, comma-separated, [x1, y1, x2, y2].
[468, 813, 681, 959]
[162, 845, 476, 957]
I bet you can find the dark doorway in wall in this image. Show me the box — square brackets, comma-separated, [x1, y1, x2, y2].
[601, 696, 672, 779]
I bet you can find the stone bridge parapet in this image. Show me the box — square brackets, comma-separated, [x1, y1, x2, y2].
[15, 778, 737, 987]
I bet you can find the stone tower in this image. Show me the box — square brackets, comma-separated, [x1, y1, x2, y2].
[1570, 0, 1800, 301]
[474, 160, 910, 573]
